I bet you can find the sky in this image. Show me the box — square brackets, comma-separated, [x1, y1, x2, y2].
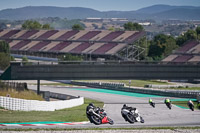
[0, 0, 200, 11]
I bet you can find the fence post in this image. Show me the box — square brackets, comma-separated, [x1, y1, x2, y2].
[37, 80, 40, 95]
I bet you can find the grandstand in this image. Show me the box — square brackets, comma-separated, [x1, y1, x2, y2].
[0, 29, 145, 60]
[162, 40, 200, 63]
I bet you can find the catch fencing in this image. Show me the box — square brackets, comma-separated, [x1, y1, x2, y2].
[0, 81, 28, 91]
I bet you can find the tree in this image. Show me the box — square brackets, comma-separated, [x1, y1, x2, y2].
[22, 20, 42, 30]
[176, 29, 198, 46]
[22, 20, 53, 30]
[0, 41, 10, 54]
[59, 54, 83, 61]
[124, 22, 144, 31]
[0, 41, 10, 70]
[22, 56, 28, 62]
[42, 24, 52, 30]
[72, 24, 84, 30]
[148, 34, 178, 60]
[196, 26, 200, 35]
[0, 53, 10, 70]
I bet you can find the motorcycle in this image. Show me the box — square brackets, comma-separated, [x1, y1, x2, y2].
[121, 108, 144, 124]
[87, 107, 114, 125]
[165, 102, 172, 110]
[188, 104, 194, 111]
[149, 102, 155, 108]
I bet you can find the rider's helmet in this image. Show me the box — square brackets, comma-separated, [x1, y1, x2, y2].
[89, 103, 94, 107]
[123, 104, 127, 108]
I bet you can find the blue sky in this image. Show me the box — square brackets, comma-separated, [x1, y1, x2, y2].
[0, 0, 200, 11]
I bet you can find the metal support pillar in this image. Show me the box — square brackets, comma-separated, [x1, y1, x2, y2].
[37, 80, 40, 95]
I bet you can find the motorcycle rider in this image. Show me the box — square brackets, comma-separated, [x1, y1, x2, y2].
[86, 103, 101, 123]
[122, 104, 136, 111]
[149, 98, 155, 107]
[164, 98, 171, 104]
[187, 100, 194, 111]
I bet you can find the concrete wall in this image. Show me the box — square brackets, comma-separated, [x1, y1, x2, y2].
[0, 96, 84, 111]
[7, 62, 200, 80]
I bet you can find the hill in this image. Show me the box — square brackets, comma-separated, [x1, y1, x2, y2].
[0, 5, 200, 21]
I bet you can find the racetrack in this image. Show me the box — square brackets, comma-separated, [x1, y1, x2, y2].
[1, 84, 199, 129]
[27, 85, 200, 128]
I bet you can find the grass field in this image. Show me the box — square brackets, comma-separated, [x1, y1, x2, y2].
[0, 88, 44, 101]
[0, 98, 103, 123]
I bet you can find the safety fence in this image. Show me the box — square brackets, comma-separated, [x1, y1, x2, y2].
[0, 96, 84, 111]
[71, 81, 125, 88]
[71, 81, 200, 99]
[0, 81, 28, 91]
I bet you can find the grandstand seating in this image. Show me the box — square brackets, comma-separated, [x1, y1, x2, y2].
[19, 30, 39, 39]
[20, 41, 40, 50]
[0, 30, 10, 37]
[11, 40, 31, 50]
[56, 30, 79, 40]
[78, 31, 101, 41]
[100, 31, 124, 42]
[60, 42, 82, 53]
[1, 30, 20, 38]
[125, 31, 145, 43]
[70, 42, 92, 53]
[28, 41, 51, 51]
[9, 41, 21, 48]
[49, 42, 72, 52]
[172, 55, 193, 62]
[70, 31, 88, 40]
[177, 40, 199, 53]
[48, 30, 67, 40]
[113, 31, 135, 42]
[92, 43, 117, 54]
[5, 40, 12, 43]
[82, 43, 104, 53]
[106, 43, 127, 54]
[162, 55, 178, 62]
[189, 56, 200, 62]
[11, 30, 27, 39]
[37, 30, 58, 40]
[0, 29, 146, 60]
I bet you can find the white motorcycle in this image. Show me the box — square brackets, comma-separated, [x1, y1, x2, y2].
[121, 108, 144, 124]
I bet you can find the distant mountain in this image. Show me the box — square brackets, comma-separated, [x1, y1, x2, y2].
[136, 4, 199, 14]
[0, 5, 200, 21]
[0, 6, 103, 20]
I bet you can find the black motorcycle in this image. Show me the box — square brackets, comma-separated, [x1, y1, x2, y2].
[165, 102, 172, 110]
[121, 108, 144, 124]
[149, 102, 155, 108]
[188, 104, 194, 111]
[87, 107, 114, 125]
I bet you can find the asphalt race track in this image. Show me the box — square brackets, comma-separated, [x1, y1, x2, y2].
[2, 85, 200, 129]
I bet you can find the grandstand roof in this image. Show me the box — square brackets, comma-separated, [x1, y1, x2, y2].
[162, 40, 200, 63]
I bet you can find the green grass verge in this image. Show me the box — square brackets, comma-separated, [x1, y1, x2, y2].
[0, 98, 103, 123]
[0, 88, 44, 101]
